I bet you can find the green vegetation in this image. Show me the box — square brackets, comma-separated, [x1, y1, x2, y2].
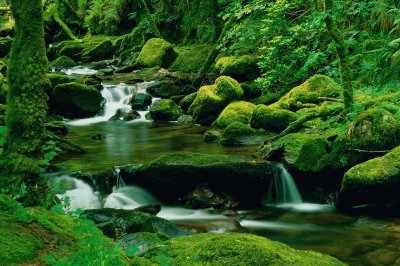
[145, 233, 345, 265]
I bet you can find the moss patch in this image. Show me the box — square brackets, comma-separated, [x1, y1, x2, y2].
[49, 55, 77, 70]
[188, 76, 244, 124]
[215, 55, 260, 82]
[145, 233, 344, 266]
[150, 99, 184, 121]
[136, 38, 178, 68]
[251, 105, 298, 132]
[213, 101, 256, 128]
[170, 45, 213, 73]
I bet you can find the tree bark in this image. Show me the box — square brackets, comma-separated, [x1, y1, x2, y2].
[0, 0, 55, 207]
[324, 0, 353, 113]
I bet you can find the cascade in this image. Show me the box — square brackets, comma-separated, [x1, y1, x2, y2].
[264, 163, 303, 205]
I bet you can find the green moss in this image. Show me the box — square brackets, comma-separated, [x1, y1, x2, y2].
[271, 75, 342, 111]
[213, 101, 256, 128]
[259, 133, 331, 172]
[241, 81, 262, 99]
[220, 122, 267, 146]
[0, 194, 20, 212]
[145, 233, 345, 266]
[136, 38, 178, 68]
[150, 99, 184, 121]
[339, 146, 400, 207]
[188, 76, 244, 124]
[50, 82, 105, 118]
[215, 55, 260, 82]
[347, 107, 400, 150]
[47, 73, 70, 92]
[169, 45, 213, 72]
[251, 105, 298, 132]
[179, 92, 197, 112]
[49, 55, 77, 70]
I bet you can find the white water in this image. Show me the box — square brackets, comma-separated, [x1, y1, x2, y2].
[67, 81, 160, 126]
[62, 66, 98, 75]
[264, 163, 303, 205]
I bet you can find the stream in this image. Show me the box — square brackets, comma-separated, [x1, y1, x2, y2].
[50, 66, 400, 266]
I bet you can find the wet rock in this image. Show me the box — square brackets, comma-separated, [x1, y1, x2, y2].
[120, 152, 275, 206]
[186, 183, 240, 209]
[220, 122, 268, 146]
[71, 169, 117, 195]
[97, 68, 115, 76]
[92, 133, 104, 140]
[131, 93, 152, 111]
[123, 110, 141, 121]
[134, 204, 162, 216]
[177, 115, 194, 125]
[50, 82, 105, 118]
[203, 130, 221, 143]
[118, 232, 162, 257]
[146, 81, 195, 98]
[45, 120, 68, 135]
[150, 99, 184, 121]
[84, 208, 188, 238]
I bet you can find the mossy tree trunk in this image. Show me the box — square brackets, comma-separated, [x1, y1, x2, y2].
[323, 0, 354, 112]
[0, 0, 55, 207]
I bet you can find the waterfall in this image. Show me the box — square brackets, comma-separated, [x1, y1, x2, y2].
[67, 81, 160, 126]
[264, 163, 303, 205]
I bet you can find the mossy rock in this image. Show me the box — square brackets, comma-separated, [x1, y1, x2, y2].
[213, 101, 256, 128]
[220, 122, 268, 146]
[169, 45, 213, 73]
[136, 38, 178, 68]
[251, 105, 298, 132]
[50, 82, 105, 118]
[271, 75, 342, 111]
[150, 99, 184, 121]
[49, 55, 77, 70]
[259, 133, 331, 172]
[338, 146, 400, 208]
[203, 130, 221, 143]
[0, 37, 12, 57]
[0, 72, 7, 104]
[241, 81, 262, 99]
[179, 92, 197, 112]
[119, 153, 275, 206]
[188, 76, 244, 125]
[215, 55, 260, 82]
[347, 108, 400, 150]
[145, 233, 345, 266]
[47, 73, 70, 93]
[118, 232, 163, 257]
[0, 60, 7, 75]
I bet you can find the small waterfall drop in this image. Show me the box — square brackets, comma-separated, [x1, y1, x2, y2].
[264, 163, 303, 205]
[67, 81, 160, 126]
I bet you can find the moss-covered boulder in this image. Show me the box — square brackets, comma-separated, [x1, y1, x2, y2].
[169, 45, 212, 73]
[150, 99, 184, 121]
[215, 55, 260, 82]
[136, 38, 178, 68]
[251, 105, 298, 132]
[145, 233, 345, 265]
[179, 92, 197, 112]
[0, 37, 12, 57]
[259, 133, 331, 172]
[188, 76, 244, 124]
[47, 73, 70, 93]
[220, 122, 268, 146]
[338, 146, 400, 208]
[271, 75, 342, 111]
[49, 55, 77, 70]
[213, 101, 256, 128]
[347, 108, 400, 150]
[119, 153, 275, 206]
[50, 82, 105, 118]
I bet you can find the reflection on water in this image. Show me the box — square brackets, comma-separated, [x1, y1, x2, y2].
[56, 122, 258, 171]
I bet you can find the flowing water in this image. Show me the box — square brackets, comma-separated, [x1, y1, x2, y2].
[50, 66, 400, 265]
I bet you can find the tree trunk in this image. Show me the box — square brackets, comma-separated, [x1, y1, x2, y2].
[324, 0, 353, 112]
[138, 0, 162, 38]
[0, 0, 55, 207]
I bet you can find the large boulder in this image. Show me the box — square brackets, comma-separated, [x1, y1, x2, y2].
[338, 146, 400, 208]
[215, 55, 260, 82]
[136, 38, 178, 68]
[150, 99, 184, 121]
[188, 76, 243, 125]
[119, 153, 275, 206]
[131, 93, 152, 111]
[271, 75, 341, 110]
[212, 101, 256, 128]
[347, 108, 400, 150]
[250, 105, 298, 132]
[47, 73, 70, 94]
[50, 82, 105, 118]
[49, 55, 77, 71]
[145, 81, 194, 98]
[259, 133, 331, 172]
[145, 233, 345, 265]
